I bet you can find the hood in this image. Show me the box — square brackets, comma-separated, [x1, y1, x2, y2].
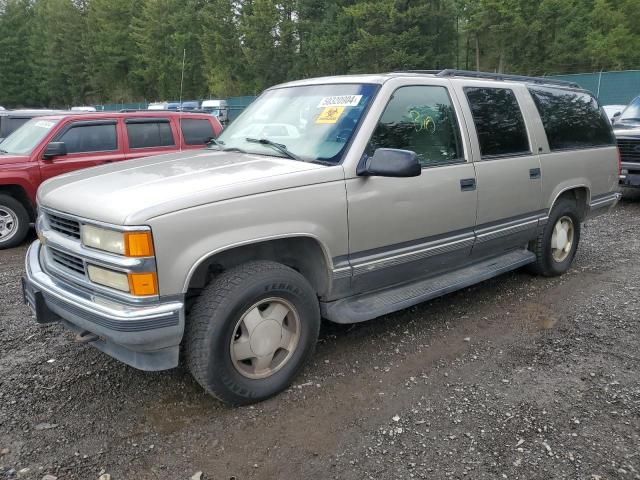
[0, 153, 30, 166]
[613, 122, 640, 136]
[38, 149, 343, 225]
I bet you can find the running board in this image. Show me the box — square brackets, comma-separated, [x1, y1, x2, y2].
[321, 250, 536, 324]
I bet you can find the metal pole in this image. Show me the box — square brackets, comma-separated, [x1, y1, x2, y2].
[596, 69, 603, 100]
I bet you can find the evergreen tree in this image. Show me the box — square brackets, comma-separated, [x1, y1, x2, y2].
[0, 0, 35, 107]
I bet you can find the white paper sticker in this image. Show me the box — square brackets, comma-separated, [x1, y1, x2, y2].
[318, 95, 363, 108]
[34, 120, 55, 129]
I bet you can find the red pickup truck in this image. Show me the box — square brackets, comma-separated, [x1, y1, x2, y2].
[0, 111, 222, 248]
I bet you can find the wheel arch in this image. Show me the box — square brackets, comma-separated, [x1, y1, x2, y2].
[183, 235, 334, 298]
[549, 185, 590, 221]
[0, 184, 36, 220]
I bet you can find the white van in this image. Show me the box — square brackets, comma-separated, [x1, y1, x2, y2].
[201, 99, 229, 124]
[148, 102, 169, 110]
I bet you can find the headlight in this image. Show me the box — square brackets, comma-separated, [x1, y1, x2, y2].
[81, 225, 154, 257]
[87, 265, 130, 292]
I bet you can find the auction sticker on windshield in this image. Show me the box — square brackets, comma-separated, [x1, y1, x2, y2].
[318, 95, 363, 108]
[34, 120, 55, 129]
[316, 106, 345, 124]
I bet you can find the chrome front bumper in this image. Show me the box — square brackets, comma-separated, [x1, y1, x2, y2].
[23, 240, 184, 371]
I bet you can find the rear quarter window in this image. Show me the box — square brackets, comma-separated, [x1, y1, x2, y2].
[180, 118, 216, 145]
[528, 86, 614, 150]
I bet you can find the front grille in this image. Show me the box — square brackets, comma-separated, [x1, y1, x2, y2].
[50, 248, 86, 275]
[47, 213, 81, 239]
[617, 138, 640, 164]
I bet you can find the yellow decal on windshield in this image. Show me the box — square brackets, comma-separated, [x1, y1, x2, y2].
[316, 106, 345, 124]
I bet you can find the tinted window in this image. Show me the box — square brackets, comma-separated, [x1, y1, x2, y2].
[367, 86, 463, 167]
[180, 118, 215, 145]
[58, 124, 118, 154]
[528, 86, 614, 150]
[465, 87, 530, 158]
[126, 120, 175, 149]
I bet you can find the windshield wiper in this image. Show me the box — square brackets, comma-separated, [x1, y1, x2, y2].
[0, 148, 7, 154]
[245, 137, 301, 161]
[207, 138, 247, 154]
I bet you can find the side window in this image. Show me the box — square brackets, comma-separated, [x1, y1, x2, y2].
[528, 86, 614, 150]
[367, 85, 463, 167]
[126, 119, 175, 149]
[464, 87, 530, 158]
[58, 123, 118, 154]
[181, 118, 215, 145]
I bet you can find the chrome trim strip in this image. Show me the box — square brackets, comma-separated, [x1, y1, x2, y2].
[347, 213, 547, 276]
[589, 192, 621, 209]
[351, 234, 475, 275]
[475, 218, 539, 243]
[331, 266, 352, 280]
[26, 241, 182, 323]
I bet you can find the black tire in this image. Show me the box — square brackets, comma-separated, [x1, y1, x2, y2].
[528, 198, 581, 276]
[184, 260, 321, 405]
[0, 194, 30, 249]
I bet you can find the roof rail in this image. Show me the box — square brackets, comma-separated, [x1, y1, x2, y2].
[435, 69, 582, 89]
[392, 69, 581, 89]
[393, 69, 442, 75]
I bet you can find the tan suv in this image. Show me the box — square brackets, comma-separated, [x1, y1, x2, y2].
[23, 70, 620, 405]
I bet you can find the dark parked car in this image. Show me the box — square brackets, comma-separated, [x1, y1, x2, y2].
[0, 110, 67, 142]
[613, 96, 640, 191]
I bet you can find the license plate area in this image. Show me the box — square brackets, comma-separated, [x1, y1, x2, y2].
[22, 277, 60, 324]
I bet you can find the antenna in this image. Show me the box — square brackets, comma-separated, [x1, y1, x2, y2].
[178, 48, 186, 152]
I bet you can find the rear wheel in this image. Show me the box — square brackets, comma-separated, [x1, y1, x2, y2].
[0, 194, 30, 249]
[184, 261, 321, 405]
[529, 198, 581, 276]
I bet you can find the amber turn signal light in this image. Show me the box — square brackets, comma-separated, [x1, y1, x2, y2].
[128, 272, 158, 296]
[125, 231, 155, 257]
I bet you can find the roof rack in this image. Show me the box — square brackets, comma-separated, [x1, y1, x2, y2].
[394, 69, 581, 89]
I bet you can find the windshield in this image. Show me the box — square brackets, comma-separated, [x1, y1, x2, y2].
[0, 118, 59, 155]
[213, 83, 378, 163]
[618, 96, 640, 122]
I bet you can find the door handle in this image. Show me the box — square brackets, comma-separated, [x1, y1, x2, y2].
[460, 178, 476, 191]
[529, 168, 541, 179]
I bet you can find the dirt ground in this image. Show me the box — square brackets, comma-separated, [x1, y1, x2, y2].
[1, 198, 639, 480]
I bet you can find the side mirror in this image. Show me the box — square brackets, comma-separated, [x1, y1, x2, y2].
[43, 142, 67, 159]
[357, 148, 421, 177]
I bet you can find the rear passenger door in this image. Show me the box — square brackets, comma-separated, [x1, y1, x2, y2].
[454, 82, 544, 256]
[39, 120, 123, 182]
[179, 118, 218, 148]
[124, 117, 177, 160]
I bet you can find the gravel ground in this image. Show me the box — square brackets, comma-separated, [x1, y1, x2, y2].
[1, 199, 639, 480]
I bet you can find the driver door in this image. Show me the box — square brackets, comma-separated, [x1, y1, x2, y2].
[346, 84, 478, 294]
[39, 119, 124, 182]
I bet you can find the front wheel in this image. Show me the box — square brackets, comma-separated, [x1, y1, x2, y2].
[0, 194, 30, 250]
[528, 198, 581, 276]
[184, 261, 321, 405]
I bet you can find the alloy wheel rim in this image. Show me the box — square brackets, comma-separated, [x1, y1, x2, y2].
[230, 297, 301, 380]
[0, 206, 18, 242]
[551, 215, 574, 263]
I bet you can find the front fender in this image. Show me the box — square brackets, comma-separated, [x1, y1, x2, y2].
[148, 181, 349, 296]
